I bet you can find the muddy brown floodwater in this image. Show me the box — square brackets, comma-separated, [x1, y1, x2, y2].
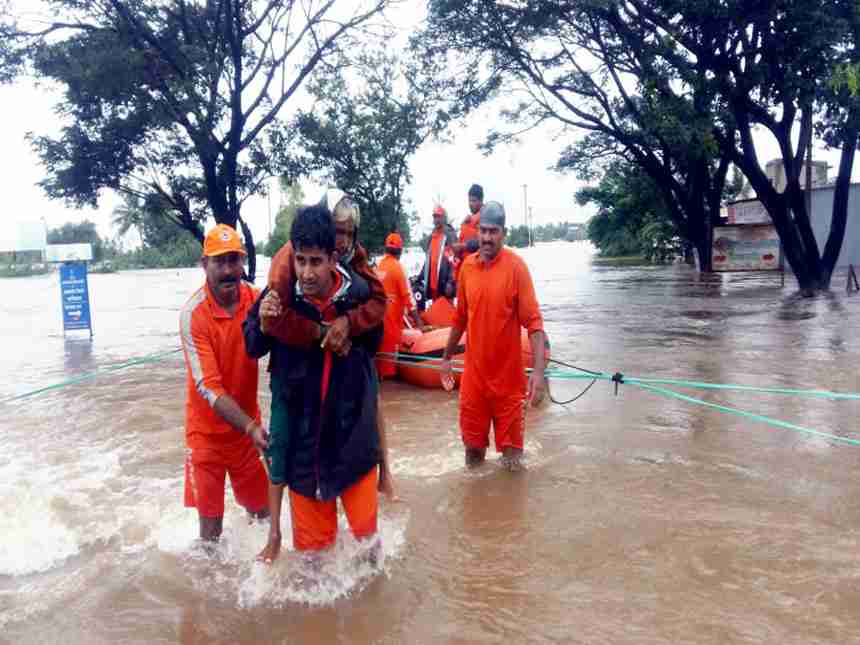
[1, 242, 859, 644]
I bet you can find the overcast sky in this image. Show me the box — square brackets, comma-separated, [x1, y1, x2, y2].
[0, 2, 850, 252]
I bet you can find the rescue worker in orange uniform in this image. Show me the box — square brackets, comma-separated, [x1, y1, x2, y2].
[180, 224, 270, 543]
[416, 205, 457, 306]
[441, 201, 548, 470]
[452, 183, 484, 280]
[376, 232, 425, 379]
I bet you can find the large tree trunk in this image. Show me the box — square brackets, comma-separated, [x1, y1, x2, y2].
[237, 216, 257, 283]
[733, 152, 826, 292]
[821, 123, 859, 286]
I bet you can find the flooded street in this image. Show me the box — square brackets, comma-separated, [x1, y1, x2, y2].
[2, 241, 859, 644]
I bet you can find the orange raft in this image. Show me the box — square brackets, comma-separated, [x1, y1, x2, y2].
[395, 326, 548, 390]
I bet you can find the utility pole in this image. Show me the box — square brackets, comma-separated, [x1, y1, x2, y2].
[528, 206, 534, 246]
[521, 183, 528, 240]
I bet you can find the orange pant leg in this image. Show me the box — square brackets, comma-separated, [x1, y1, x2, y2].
[341, 468, 378, 540]
[459, 378, 492, 450]
[490, 393, 526, 452]
[226, 438, 269, 515]
[289, 490, 338, 551]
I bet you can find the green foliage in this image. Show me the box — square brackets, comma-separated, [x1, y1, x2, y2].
[417, 0, 860, 285]
[110, 193, 203, 268]
[118, 233, 201, 269]
[505, 223, 576, 248]
[416, 0, 731, 269]
[577, 161, 680, 263]
[264, 181, 304, 257]
[0, 265, 51, 278]
[47, 220, 104, 262]
[292, 50, 439, 252]
[2, 1, 391, 281]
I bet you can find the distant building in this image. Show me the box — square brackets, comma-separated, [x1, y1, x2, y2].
[765, 159, 829, 193]
[0, 221, 47, 265]
[726, 159, 860, 267]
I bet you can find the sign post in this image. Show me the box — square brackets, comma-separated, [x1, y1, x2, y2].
[46, 243, 95, 338]
[59, 261, 93, 337]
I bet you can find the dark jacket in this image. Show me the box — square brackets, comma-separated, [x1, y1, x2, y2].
[244, 265, 383, 501]
[416, 224, 457, 306]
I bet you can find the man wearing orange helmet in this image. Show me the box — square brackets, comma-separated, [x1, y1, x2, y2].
[417, 205, 457, 307]
[375, 232, 425, 379]
[180, 224, 270, 544]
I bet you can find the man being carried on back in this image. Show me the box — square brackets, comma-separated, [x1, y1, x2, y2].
[246, 205, 383, 563]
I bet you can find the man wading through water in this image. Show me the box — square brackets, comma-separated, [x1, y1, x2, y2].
[180, 224, 270, 543]
[256, 190, 397, 500]
[245, 205, 383, 563]
[441, 201, 548, 470]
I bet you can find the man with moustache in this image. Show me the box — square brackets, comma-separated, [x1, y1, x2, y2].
[179, 224, 270, 543]
[440, 202, 548, 471]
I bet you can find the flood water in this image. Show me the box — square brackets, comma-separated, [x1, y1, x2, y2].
[1, 241, 859, 644]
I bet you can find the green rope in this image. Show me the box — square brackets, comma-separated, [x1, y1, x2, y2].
[4, 344, 858, 447]
[381, 353, 860, 402]
[378, 352, 860, 446]
[624, 376, 860, 401]
[539, 369, 860, 402]
[0, 347, 184, 405]
[631, 381, 860, 447]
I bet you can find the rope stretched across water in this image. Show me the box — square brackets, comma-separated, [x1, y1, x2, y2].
[0, 347, 184, 405]
[378, 351, 860, 446]
[3, 347, 857, 447]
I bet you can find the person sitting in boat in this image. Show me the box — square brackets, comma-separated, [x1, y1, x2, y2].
[450, 183, 484, 282]
[244, 205, 384, 564]
[415, 205, 457, 311]
[375, 232, 425, 380]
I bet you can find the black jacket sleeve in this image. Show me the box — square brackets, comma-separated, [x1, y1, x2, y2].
[243, 286, 273, 359]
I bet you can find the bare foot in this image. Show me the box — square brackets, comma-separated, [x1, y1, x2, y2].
[500, 454, 526, 472]
[378, 467, 401, 502]
[256, 534, 282, 564]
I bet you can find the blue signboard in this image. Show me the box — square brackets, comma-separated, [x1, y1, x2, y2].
[59, 261, 92, 334]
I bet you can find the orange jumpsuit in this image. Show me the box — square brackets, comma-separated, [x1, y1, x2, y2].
[455, 213, 480, 281]
[454, 248, 544, 452]
[179, 282, 268, 518]
[375, 253, 416, 378]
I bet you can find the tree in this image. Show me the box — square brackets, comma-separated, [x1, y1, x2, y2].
[577, 160, 680, 262]
[416, 0, 733, 271]
[292, 50, 448, 251]
[418, 1, 860, 289]
[598, 0, 860, 290]
[264, 179, 303, 257]
[1, 0, 391, 281]
[47, 220, 105, 261]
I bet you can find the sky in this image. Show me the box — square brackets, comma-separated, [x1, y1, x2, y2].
[0, 1, 851, 253]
